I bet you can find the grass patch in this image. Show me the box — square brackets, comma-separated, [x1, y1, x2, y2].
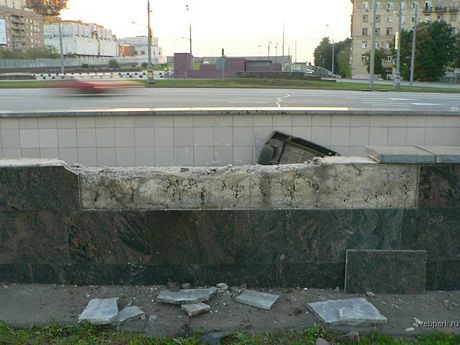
[0, 78, 458, 93]
[1, 322, 459, 345]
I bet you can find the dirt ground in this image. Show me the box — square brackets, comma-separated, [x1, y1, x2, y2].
[0, 284, 459, 339]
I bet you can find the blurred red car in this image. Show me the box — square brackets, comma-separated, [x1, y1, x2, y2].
[51, 79, 141, 95]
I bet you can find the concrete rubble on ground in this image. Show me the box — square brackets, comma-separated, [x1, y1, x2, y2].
[315, 338, 331, 345]
[78, 298, 119, 325]
[156, 288, 217, 305]
[307, 297, 387, 326]
[181, 303, 211, 317]
[117, 305, 145, 323]
[235, 289, 280, 310]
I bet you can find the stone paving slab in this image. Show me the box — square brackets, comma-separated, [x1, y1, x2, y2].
[416, 146, 460, 163]
[366, 146, 435, 164]
[181, 303, 211, 317]
[156, 288, 217, 305]
[78, 298, 119, 325]
[307, 297, 387, 326]
[235, 290, 280, 310]
[117, 305, 145, 323]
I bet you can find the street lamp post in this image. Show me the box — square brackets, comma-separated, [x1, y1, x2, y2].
[409, 3, 418, 86]
[147, 0, 154, 84]
[326, 24, 334, 77]
[369, 0, 377, 88]
[267, 41, 271, 69]
[257, 44, 261, 57]
[58, 21, 65, 76]
[275, 42, 278, 64]
[186, 4, 192, 55]
[394, 0, 403, 88]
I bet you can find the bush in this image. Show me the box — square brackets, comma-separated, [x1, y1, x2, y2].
[108, 59, 120, 69]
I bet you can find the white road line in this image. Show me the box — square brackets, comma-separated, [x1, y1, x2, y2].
[412, 102, 443, 106]
[390, 98, 416, 101]
[227, 101, 269, 104]
[276, 94, 291, 108]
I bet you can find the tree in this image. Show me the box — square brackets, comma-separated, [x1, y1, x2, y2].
[313, 37, 332, 71]
[363, 48, 390, 79]
[399, 21, 458, 81]
[336, 38, 352, 78]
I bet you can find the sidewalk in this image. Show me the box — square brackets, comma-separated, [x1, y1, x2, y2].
[0, 284, 459, 339]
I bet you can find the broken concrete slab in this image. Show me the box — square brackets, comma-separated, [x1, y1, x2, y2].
[181, 303, 211, 317]
[307, 297, 387, 326]
[235, 290, 280, 310]
[366, 146, 435, 164]
[156, 288, 217, 305]
[78, 298, 119, 325]
[117, 305, 145, 323]
[416, 146, 460, 163]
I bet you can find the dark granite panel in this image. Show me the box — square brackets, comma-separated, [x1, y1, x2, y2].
[62, 264, 133, 285]
[437, 260, 460, 291]
[0, 264, 32, 283]
[234, 209, 401, 264]
[401, 208, 460, 260]
[345, 250, 427, 294]
[0, 211, 69, 264]
[418, 165, 460, 208]
[67, 210, 235, 265]
[234, 210, 320, 264]
[318, 209, 402, 262]
[0, 166, 80, 211]
[426, 261, 438, 291]
[287, 263, 345, 289]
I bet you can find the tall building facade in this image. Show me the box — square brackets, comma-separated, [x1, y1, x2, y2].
[0, 3, 44, 50]
[44, 20, 118, 57]
[351, 0, 460, 79]
[118, 36, 166, 64]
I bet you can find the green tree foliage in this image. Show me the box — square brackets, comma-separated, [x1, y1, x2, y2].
[399, 21, 459, 81]
[0, 45, 60, 59]
[363, 48, 391, 79]
[314, 37, 352, 77]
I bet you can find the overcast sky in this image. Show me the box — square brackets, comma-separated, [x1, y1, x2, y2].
[61, 0, 352, 62]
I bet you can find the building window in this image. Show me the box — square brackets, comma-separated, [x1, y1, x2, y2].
[376, 15, 381, 23]
[386, 27, 393, 35]
[385, 41, 391, 48]
[376, 27, 381, 35]
[376, 41, 381, 48]
[361, 54, 367, 62]
[451, 14, 457, 21]
[387, 2, 394, 9]
[363, 14, 369, 23]
[411, 15, 416, 22]
[376, 1, 382, 9]
[363, 1, 369, 10]
[387, 15, 393, 23]
[362, 27, 369, 36]
[362, 41, 368, 48]
[411, 2, 417, 8]
[386, 56, 393, 62]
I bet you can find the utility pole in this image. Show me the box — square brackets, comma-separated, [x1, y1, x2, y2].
[369, 0, 377, 88]
[147, 0, 154, 84]
[186, 4, 192, 55]
[275, 43, 278, 64]
[410, 2, 418, 86]
[394, 0, 402, 88]
[295, 40, 297, 63]
[331, 38, 335, 77]
[282, 21, 285, 70]
[58, 21, 65, 76]
[267, 41, 271, 69]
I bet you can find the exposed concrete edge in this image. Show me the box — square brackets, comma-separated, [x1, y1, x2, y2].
[0, 158, 80, 175]
[1, 107, 460, 118]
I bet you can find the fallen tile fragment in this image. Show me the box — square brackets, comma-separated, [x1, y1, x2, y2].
[117, 305, 145, 323]
[78, 298, 119, 325]
[216, 283, 229, 292]
[235, 290, 280, 310]
[157, 288, 217, 305]
[307, 297, 387, 326]
[316, 338, 331, 345]
[181, 303, 211, 317]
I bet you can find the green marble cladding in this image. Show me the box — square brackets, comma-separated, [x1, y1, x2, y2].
[401, 208, 460, 260]
[418, 165, 460, 208]
[0, 166, 80, 211]
[66, 209, 402, 266]
[345, 250, 427, 294]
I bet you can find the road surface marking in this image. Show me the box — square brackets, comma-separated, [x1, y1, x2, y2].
[390, 98, 416, 101]
[276, 94, 291, 108]
[412, 103, 443, 106]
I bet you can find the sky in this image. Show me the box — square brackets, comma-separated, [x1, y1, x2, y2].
[61, 0, 352, 62]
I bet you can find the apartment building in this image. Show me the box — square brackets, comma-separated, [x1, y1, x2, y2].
[44, 20, 118, 57]
[351, 0, 460, 79]
[0, 3, 43, 50]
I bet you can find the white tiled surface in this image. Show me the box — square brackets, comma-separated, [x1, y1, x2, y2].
[0, 114, 459, 166]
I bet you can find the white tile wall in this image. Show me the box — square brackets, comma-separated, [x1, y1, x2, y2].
[0, 114, 458, 167]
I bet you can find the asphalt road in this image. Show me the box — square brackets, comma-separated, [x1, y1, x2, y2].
[1, 88, 459, 113]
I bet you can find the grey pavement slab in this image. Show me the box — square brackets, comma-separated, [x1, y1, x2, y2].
[235, 290, 280, 310]
[78, 298, 119, 325]
[416, 146, 460, 163]
[367, 146, 436, 164]
[117, 305, 145, 323]
[345, 250, 427, 294]
[307, 297, 387, 326]
[181, 303, 211, 317]
[156, 288, 217, 305]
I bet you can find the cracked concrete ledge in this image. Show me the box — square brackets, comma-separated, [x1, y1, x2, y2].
[78, 160, 418, 210]
[0, 108, 459, 118]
